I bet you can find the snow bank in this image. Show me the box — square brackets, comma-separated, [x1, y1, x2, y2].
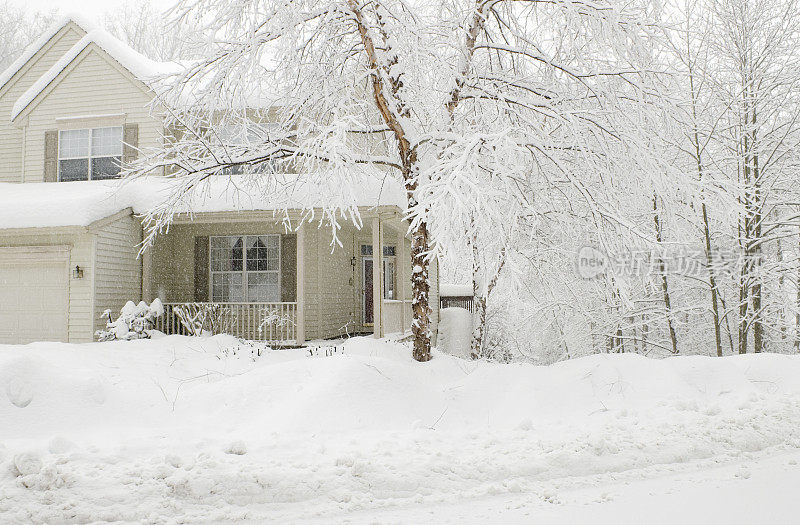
[438, 307, 473, 357]
[0, 174, 406, 230]
[3, 337, 800, 521]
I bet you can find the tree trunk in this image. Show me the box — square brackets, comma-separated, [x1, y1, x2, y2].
[469, 229, 506, 359]
[686, 25, 723, 357]
[751, 124, 763, 354]
[653, 195, 679, 354]
[738, 247, 751, 354]
[796, 229, 800, 351]
[410, 218, 432, 362]
[702, 201, 723, 357]
[470, 296, 488, 359]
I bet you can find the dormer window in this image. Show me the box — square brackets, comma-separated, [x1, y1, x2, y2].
[58, 127, 123, 181]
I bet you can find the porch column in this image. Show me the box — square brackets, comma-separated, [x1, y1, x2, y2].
[141, 245, 153, 302]
[296, 220, 306, 345]
[372, 216, 383, 338]
[396, 220, 406, 333]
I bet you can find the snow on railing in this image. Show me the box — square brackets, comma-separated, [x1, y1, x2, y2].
[154, 302, 298, 344]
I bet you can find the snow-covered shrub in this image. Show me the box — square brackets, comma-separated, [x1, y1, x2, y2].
[173, 303, 236, 336]
[96, 299, 164, 341]
[257, 307, 295, 335]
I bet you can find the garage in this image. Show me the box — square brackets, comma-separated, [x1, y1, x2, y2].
[0, 246, 69, 344]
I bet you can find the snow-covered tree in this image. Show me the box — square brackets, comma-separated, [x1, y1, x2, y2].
[0, 3, 54, 71]
[131, 0, 667, 361]
[102, 0, 203, 62]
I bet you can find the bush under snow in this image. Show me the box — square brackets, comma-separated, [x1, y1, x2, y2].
[95, 299, 164, 341]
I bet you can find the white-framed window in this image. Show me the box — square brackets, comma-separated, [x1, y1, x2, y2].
[360, 244, 396, 300]
[210, 235, 281, 302]
[360, 245, 396, 257]
[58, 127, 123, 181]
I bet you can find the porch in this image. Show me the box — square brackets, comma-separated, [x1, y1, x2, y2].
[142, 209, 424, 345]
[153, 302, 299, 344]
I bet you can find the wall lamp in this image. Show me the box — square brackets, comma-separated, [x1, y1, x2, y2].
[73, 265, 84, 279]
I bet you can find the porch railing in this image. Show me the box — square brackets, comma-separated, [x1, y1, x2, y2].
[154, 302, 298, 344]
[440, 296, 474, 312]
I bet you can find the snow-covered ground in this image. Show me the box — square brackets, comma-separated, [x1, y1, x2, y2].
[1, 335, 799, 523]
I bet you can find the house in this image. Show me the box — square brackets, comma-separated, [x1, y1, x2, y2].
[0, 15, 439, 345]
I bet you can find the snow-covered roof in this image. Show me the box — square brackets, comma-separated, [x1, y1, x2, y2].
[0, 175, 407, 230]
[440, 284, 473, 297]
[11, 28, 184, 120]
[0, 13, 97, 92]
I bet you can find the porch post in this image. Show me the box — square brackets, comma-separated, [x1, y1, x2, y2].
[141, 244, 153, 302]
[372, 216, 383, 338]
[296, 220, 306, 345]
[396, 220, 406, 334]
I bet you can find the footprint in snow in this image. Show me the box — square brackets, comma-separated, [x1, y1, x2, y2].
[6, 376, 33, 408]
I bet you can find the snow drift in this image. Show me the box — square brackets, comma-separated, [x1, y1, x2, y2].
[1, 337, 800, 522]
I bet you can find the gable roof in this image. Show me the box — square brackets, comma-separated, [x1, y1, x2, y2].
[0, 14, 96, 93]
[11, 28, 184, 121]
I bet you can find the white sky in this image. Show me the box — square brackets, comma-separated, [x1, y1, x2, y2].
[8, 0, 158, 22]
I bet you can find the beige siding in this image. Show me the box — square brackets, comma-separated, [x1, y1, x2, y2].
[151, 222, 296, 302]
[20, 46, 162, 183]
[302, 224, 320, 339]
[92, 213, 143, 334]
[314, 225, 356, 340]
[0, 231, 94, 342]
[0, 25, 85, 183]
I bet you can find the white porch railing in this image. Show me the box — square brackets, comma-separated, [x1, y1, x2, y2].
[382, 299, 413, 335]
[154, 302, 298, 344]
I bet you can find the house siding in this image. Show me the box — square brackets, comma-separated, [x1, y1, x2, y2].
[19, 47, 162, 183]
[314, 226, 356, 340]
[151, 222, 298, 303]
[93, 213, 143, 335]
[301, 224, 320, 339]
[0, 25, 85, 183]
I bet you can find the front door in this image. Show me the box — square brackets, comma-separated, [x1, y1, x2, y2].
[363, 257, 373, 325]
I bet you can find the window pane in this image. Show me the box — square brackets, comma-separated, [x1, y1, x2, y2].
[246, 236, 279, 272]
[59, 129, 89, 158]
[246, 237, 265, 271]
[91, 127, 123, 156]
[91, 156, 122, 180]
[384, 260, 394, 299]
[231, 238, 243, 271]
[361, 245, 373, 256]
[247, 272, 279, 302]
[383, 246, 396, 257]
[59, 159, 88, 181]
[211, 237, 243, 272]
[211, 272, 243, 302]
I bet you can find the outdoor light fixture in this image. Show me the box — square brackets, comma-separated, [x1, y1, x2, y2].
[351, 256, 357, 269]
[73, 265, 84, 279]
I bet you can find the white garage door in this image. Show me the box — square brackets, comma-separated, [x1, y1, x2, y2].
[0, 247, 69, 344]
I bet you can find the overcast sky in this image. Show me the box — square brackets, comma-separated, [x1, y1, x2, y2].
[8, 0, 152, 22]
